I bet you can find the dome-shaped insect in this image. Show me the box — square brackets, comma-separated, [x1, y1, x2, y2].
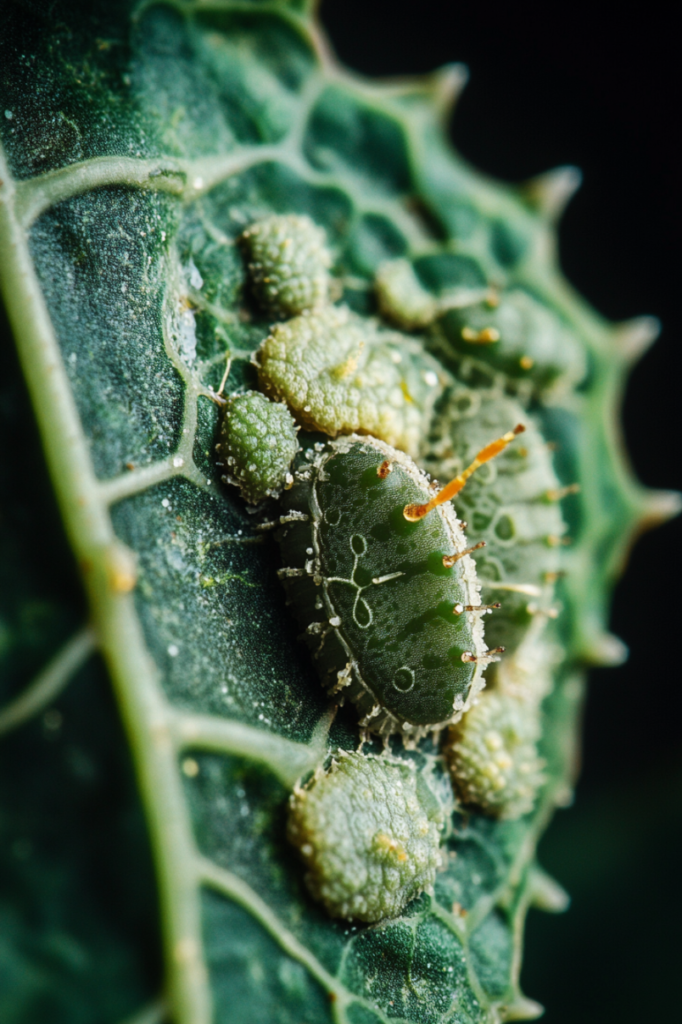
[374, 256, 587, 396]
[274, 429, 523, 738]
[287, 751, 444, 922]
[255, 304, 444, 458]
[216, 390, 298, 503]
[437, 289, 587, 396]
[240, 213, 332, 319]
[445, 689, 546, 820]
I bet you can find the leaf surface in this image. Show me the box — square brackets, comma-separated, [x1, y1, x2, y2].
[1, 3, 675, 1023]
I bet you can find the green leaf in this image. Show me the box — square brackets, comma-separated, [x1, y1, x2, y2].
[0, 311, 161, 1023]
[1, 3, 678, 1023]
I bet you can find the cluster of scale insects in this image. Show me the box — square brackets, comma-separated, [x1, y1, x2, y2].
[215, 213, 571, 924]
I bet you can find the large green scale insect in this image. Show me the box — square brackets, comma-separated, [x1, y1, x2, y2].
[275, 434, 491, 739]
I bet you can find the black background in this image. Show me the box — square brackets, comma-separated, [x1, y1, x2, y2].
[321, 1, 681, 1020]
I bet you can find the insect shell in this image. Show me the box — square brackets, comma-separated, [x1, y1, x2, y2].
[287, 751, 445, 922]
[255, 303, 444, 460]
[374, 257, 587, 396]
[274, 434, 492, 740]
[437, 289, 587, 395]
[239, 213, 332, 319]
[444, 689, 546, 820]
[217, 390, 299, 503]
[421, 390, 567, 660]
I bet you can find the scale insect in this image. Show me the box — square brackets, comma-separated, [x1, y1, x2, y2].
[239, 213, 332, 318]
[217, 390, 298, 503]
[444, 688, 546, 820]
[422, 389, 570, 659]
[255, 304, 444, 459]
[287, 751, 445, 922]
[374, 256, 587, 397]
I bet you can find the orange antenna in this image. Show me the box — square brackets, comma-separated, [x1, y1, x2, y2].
[442, 541, 485, 567]
[404, 424, 526, 522]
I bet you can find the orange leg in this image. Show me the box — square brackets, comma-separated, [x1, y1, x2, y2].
[404, 424, 526, 522]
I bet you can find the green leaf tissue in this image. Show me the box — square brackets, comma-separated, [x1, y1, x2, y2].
[1, 2, 679, 1023]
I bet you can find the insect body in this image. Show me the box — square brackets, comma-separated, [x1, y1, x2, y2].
[218, 390, 298, 503]
[287, 751, 445, 922]
[444, 688, 546, 819]
[274, 434, 491, 738]
[438, 289, 587, 395]
[422, 390, 568, 818]
[374, 256, 587, 397]
[422, 390, 567, 658]
[256, 304, 444, 458]
[240, 213, 332, 318]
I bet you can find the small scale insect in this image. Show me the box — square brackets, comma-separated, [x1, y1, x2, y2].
[444, 689, 546, 820]
[240, 213, 332, 318]
[255, 304, 444, 459]
[422, 390, 569, 659]
[437, 289, 587, 395]
[287, 751, 444, 922]
[216, 390, 298, 503]
[374, 256, 586, 396]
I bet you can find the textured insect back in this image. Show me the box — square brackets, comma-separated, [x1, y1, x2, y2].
[256, 304, 444, 457]
[422, 390, 567, 658]
[375, 257, 493, 333]
[217, 390, 298, 503]
[275, 435, 489, 738]
[444, 601, 556, 820]
[444, 691, 546, 820]
[240, 214, 332, 318]
[375, 259, 440, 331]
[436, 289, 588, 396]
[287, 752, 444, 922]
[426, 395, 565, 820]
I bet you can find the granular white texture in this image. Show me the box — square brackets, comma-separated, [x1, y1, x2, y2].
[240, 214, 331, 318]
[446, 691, 545, 820]
[256, 305, 443, 457]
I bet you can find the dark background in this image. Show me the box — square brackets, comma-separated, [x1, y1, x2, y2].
[321, 1, 681, 1020]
